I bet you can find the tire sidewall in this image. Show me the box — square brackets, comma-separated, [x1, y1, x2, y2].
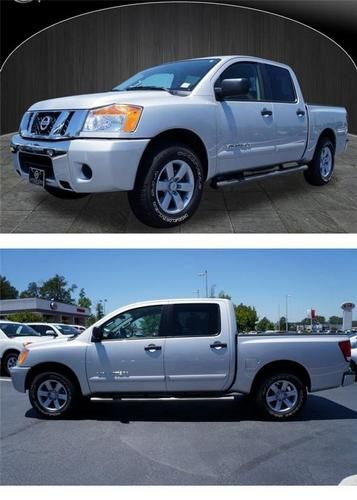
[256, 373, 306, 420]
[147, 146, 204, 225]
[29, 372, 77, 418]
[315, 139, 335, 183]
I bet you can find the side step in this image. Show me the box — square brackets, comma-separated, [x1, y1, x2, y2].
[211, 164, 308, 189]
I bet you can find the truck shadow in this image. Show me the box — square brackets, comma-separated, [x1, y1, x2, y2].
[25, 394, 357, 423]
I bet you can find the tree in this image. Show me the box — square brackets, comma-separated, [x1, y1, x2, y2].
[218, 290, 232, 300]
[39, 274, 77, 304]
[279, 316, 287, 330]
[78, 288, 92, 309]
[0, 276, 18, 299]
[8, 312, 43, 323]
[86, 315, 97, 327]
[256, 316, 275, 332]
[96, 302, 104, 320]
[315, 315, 326, 324]
[235, 303, 258, 332]
[329, 316, 342, 325]
[20, 282, 40, 298]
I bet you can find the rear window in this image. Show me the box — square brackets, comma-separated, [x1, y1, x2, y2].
[167, 303, 221, 337]
[263, 64, 296, 102]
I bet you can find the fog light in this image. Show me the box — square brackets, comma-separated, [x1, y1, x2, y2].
[10, 144, 17, 153]
[81, 164, 92, 179]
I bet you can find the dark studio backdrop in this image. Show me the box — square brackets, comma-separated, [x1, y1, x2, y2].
[1, 0, 357, 134]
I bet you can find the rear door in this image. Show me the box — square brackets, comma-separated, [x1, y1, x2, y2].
[86, 305, 166, 393]
[162, 302, 233, 392]
[260, 64, 308, 163]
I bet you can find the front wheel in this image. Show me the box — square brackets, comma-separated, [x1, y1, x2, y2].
[254, 373, 307, 420]
[3, 350, 19, 376]
[304, 137, 335, 186]
[128, 144, 205, 228]
[45, 186, 90, 199]
[29, 372, 79, 418]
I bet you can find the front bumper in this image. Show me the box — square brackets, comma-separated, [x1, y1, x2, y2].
[10, 134, 150, 193]
[10, 365, 31, 393]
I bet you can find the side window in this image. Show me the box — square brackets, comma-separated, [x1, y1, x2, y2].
[102, 306, 163, 340]
[262, 64, 296, 102]
[167, 303, 221, 337]
[215, 62, 264, 101]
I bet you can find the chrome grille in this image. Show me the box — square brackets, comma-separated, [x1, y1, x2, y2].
[20, 110, 87, 140]
[31, 112, 61, 136]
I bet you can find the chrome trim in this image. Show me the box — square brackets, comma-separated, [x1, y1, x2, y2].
[10, 134, 70, 157]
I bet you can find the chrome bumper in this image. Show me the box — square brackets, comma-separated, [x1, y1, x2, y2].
[10, 365, 31, 393]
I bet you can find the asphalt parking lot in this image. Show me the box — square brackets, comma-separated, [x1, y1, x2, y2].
[1, 378, 356, 485]
[1, 134, 357, 233]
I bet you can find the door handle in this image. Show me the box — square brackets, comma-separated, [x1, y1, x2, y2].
[261, 108, 273, 117]
[210, 341, 227, 349]
[296, 109, 305, 117]
[144, 344, 162, 352]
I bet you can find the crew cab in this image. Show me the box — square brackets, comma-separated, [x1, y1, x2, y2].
[10, 299, 354, 419]
[10, 56, 348, 228]
[0, 320, 49, 376]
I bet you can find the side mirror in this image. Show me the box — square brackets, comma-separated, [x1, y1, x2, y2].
[215, 78, 251, 100]
[92, 326, 103, 343]
[46, 330, 57, 336]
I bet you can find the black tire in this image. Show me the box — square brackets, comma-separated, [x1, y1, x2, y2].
[2, 350, 19, 377]
[254, 372, 307, 420]
[29, 371, 80, 419]
[45, 186, 89, 199]
[128, 143, 205, 228]
[304, 137, 335, 186]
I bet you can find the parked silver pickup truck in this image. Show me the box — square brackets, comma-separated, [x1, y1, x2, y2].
[11, 299, 354, 420]
[10, 56, 348, 227]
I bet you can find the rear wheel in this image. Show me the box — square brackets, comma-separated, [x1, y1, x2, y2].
[304, 137, 335, 186]
[29, 371, 80, 418]
[45, 186, 89, 199]
[254, 372, 307, 420]
[3, 350, 19, 376]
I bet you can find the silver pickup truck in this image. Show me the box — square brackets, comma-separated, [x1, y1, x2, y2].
[11, 299, 354, 420]
[10, 56, 348, 228]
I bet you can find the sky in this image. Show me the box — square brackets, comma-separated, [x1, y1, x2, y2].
[1, 249, 356, 322]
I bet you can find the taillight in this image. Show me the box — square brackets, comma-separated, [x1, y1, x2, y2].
[339, 340, 351, 361]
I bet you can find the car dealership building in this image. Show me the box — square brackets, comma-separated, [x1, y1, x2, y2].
[0, 298, 90, 325]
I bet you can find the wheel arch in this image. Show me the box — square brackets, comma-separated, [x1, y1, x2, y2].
[135, 128, 209, 187]
[250, 360, 311, 394]
[317, 128, 336, 150]
[25, 362, 83, 395]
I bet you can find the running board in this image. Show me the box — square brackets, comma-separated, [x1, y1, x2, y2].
[211, 164, 308, 189]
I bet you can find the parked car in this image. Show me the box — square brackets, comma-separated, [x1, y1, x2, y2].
[350, 336, 357, 380]
[27, 323, 80, 338]
[11, 56, 348, 228]
[0, 320, 48, 376]
[11, 299, 354, 419]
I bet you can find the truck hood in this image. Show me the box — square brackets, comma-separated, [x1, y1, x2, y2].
[27, 336, 73, 350]
[29, 90, 183, 111]
[10, 336, 50, 345]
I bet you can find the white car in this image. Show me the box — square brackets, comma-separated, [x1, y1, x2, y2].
[350, 335, 357, 375]
[0, 320, 49, 376]
[27, 323, 80, 338]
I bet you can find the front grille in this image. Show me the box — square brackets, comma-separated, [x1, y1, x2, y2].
[19, 152, 55, 180]
[31, 112, 61, 136]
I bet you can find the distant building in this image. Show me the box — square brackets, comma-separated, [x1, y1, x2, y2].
[0, 298, 90, 325]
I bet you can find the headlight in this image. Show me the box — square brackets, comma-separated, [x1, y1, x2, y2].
[17, 348, 29, 366]
[82, 104, 143, 133]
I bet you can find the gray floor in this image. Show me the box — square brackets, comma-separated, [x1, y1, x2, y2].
[1, 378, 356, 485]
[1, 134, 357, 233]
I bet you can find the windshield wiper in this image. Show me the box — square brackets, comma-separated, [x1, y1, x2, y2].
[126, 86, 173, 93]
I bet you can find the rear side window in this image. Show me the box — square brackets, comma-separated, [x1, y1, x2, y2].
[215, 62, 265, 101]
[262, 64, 296, 102]
[167, 303, 221, 337]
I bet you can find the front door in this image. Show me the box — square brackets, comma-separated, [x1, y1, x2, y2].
[86, 305, 166, 393]
[163, 302, 233, 392]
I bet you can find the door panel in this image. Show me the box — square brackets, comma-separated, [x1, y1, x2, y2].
[85, 305, 166, 393]
[163, 303, 233, 392]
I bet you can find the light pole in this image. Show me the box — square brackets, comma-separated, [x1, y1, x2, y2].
[199, 270, 208, 298]
[285, 295, 291, 332]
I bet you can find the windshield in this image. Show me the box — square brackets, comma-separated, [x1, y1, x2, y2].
[113, 58, 220, 92]
[54, 324, 80, 336]
[0, 323, 41, 338]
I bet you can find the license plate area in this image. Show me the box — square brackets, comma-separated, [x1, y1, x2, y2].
[18, 152, 55, 181]
[29, 167, 45, 187]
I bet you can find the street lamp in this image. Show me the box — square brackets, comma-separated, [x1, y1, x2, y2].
[285, 294, 291, 332]
[199, 270, 208, 298]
